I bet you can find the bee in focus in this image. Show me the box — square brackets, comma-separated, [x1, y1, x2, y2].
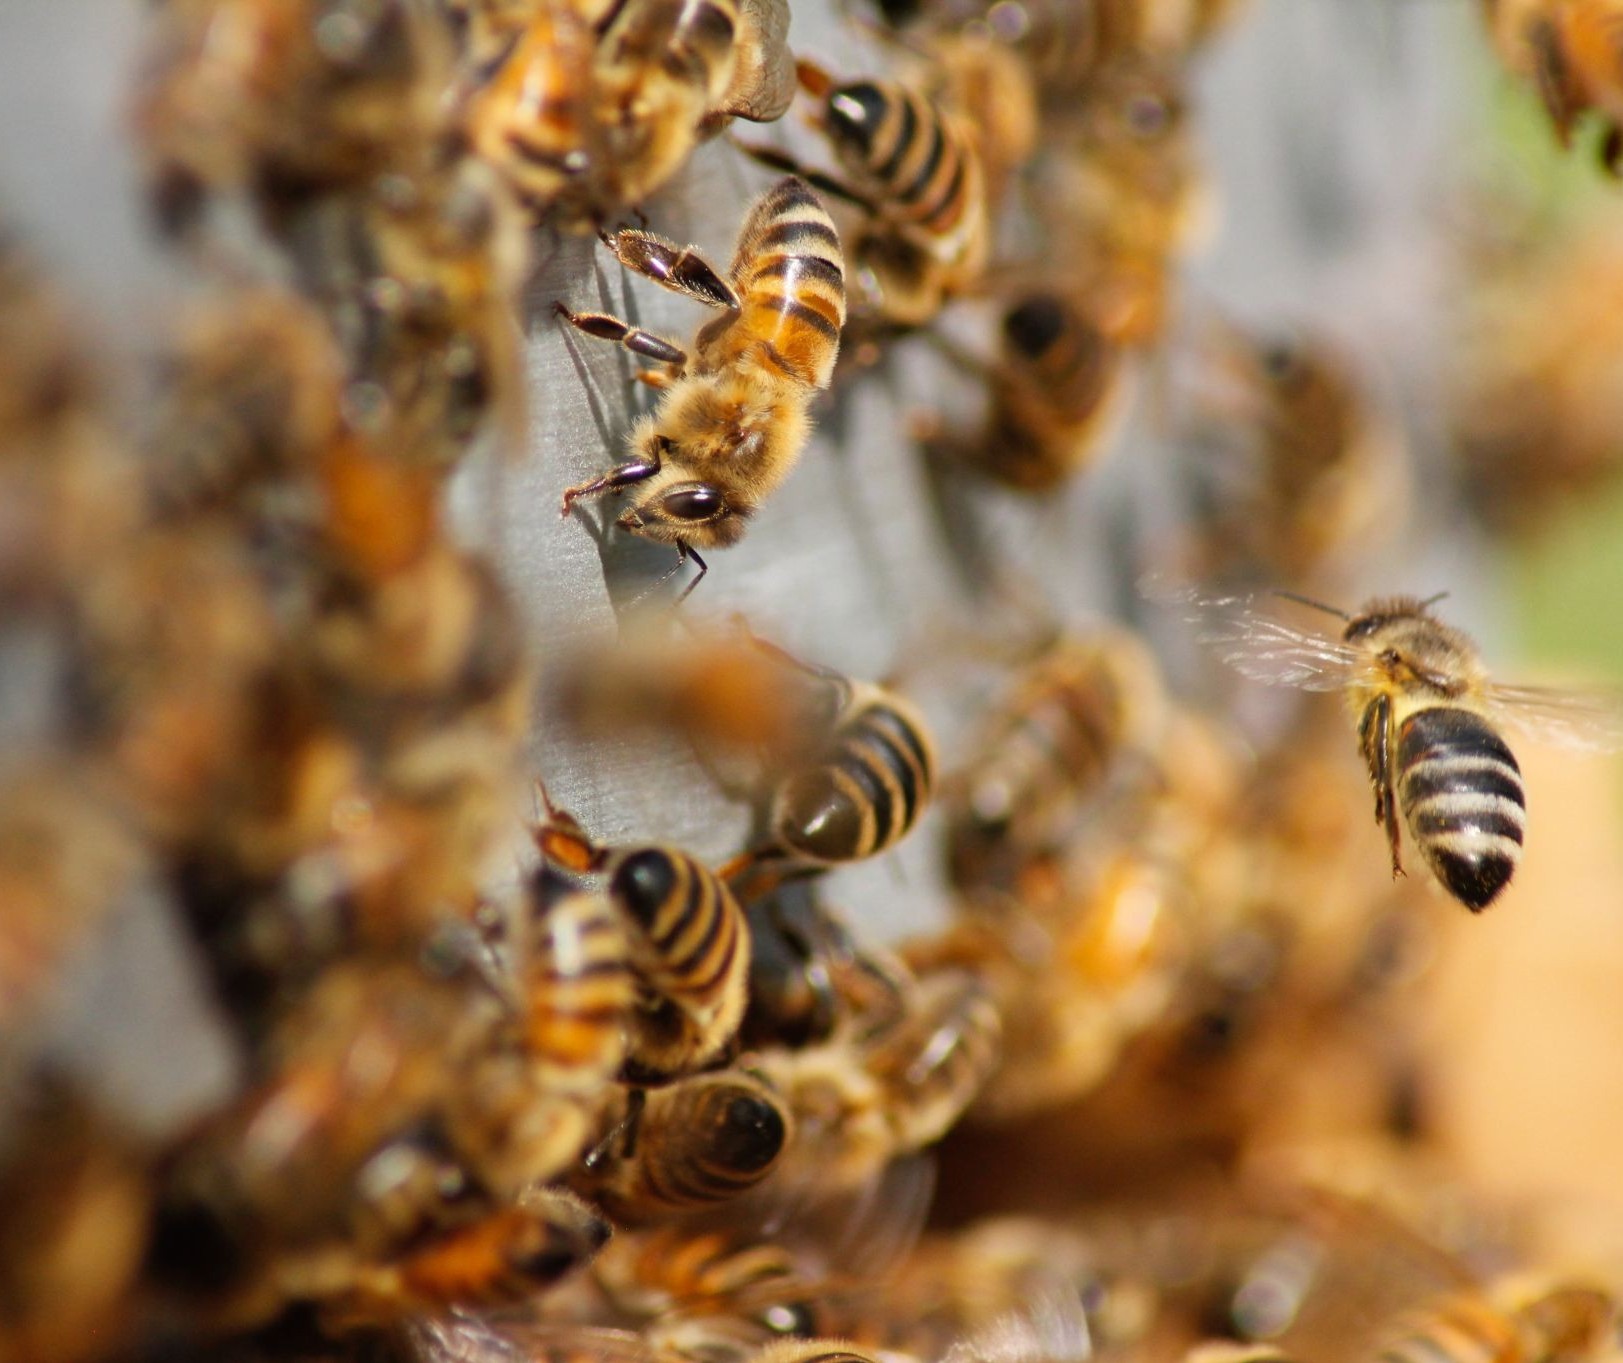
[461, 0, 795, 229]
[1182, 590, 1623, 910]
[743, 59, 993, 332]
[536, 797, 752, 1082]
[558, 176, 846, 596]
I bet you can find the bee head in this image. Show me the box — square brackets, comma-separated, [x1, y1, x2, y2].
[621, 481, 751, 548]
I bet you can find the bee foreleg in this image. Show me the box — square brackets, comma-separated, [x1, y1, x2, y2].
[555, 303, 689, 368]
[1359, 693, 1404, 877]
[560, 453, 663, 516]
[673, 541, 708, 603]
[604, 229, 740, 311]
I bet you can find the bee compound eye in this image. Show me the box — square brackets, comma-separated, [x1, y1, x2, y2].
[1003, 294, 1068, 357]
[658, 485, 726, 521]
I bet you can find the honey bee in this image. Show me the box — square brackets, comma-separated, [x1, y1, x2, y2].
[558, 176, 846, 595]
[537, 799, 751, 1082]
[135, 0, 454, 225]
[1367, 1278, 1615, 1363]
[944, 629, 1168, 898]
[1484, 0, 1623, 169]
[1178, 589, 1623, 910]
[756, 968, 1001, 1195]
[744, 60, 990, 331]
[1176, 325, 1402, 587]
[749, 664, 937, 875]
[283, 149, 530, 470]
[570, 1069, 793, 1222]
[932, 291, 1130, 493]
[462, 0, 795, 229]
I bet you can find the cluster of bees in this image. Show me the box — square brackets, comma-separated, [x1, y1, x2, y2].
[5, 1, 1623, 1363]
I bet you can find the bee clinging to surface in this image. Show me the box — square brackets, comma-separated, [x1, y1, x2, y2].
[1181, 590, 1623, 910]
[536, 797, 751, 1082]
[558, 177, 846, 597]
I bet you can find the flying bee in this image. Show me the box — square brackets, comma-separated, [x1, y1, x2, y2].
[743, 60, 990, 332]
[1483, 0, 1623, 171]
[570, 1069, 792, 1222]
[1177, 589, 1623, 910]
[557, 176, 846, 596]
[462, 0, 795, 230]
[537, 798, 751, 1082]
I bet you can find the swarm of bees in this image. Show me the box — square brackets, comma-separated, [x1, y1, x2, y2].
[6, 2, 1623, 1363]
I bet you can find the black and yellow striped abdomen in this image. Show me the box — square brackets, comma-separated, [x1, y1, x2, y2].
[721, 175, 847, 390]
[609, 845, 750, 1077]
[822, 80, 978, 247]
[523, 879, 633, 1092]
[1396, 706, 1525, 912]
[770, 689, 936, 865]
[574, 1072, 789, 1221]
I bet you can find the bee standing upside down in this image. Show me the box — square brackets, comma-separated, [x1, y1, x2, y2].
[558, 176, 845, 599]
[1184, 589, 1623, 911]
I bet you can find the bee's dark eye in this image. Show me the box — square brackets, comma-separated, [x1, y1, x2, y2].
[659, 486, 725, 521]
[1260, 342, 1301, 382]
[1125, 94, 1171, 138]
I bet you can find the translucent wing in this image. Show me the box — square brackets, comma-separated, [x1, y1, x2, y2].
[1485, 681, 1623, 752]
[1160, 587, 1360, 692]
[408, 1319, 667, 1363]
[940, 1293, 1094, 1363]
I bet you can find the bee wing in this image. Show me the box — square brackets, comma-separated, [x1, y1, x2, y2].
[721, 0, 796, 123]
[1159, 587, 1359, 691]
[408, 1319, 668, 1363]
[1485, 681, 1623, 752]
[939, 1293, 1093, 1363]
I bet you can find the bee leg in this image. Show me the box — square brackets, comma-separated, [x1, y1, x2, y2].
[673, 542, 708, 604]
[560, 454, 662, 516]
[602, 229, 740, 311]
[556, 302, 689, 368]
[1359, 694, 1404, 877]
[731, 141, 881, 216]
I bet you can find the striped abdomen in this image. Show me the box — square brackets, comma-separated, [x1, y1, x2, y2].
[1396, 707, 1525, 912]
[1370, 1294, 1526, 1363]
[610, 845, 749, 1077]
[523, 884, 632, 1092]
[770, 686, 936, 864]
[577, 1072, 789, 1221]
[821, 80, 983, 257]
[725, 176, 846, 389]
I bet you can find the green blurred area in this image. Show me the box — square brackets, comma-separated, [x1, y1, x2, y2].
[1513, 477, 1623, 673]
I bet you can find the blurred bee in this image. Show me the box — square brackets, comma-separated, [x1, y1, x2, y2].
[135, 0, 454, 226]
[928, 291, 1130, 493]
[743, 60, 990, 331]
[537, 799, 751, 1082]
[410, 1319, 881, 1363]
[283, 150, 530, 470]
[570, 1069, 792, 1222]
[1175, 324, 1403, 588]
[463, 0, 795, 229]
[1484, 0, 1623, 170]
[558, 176, 846, 595]
[1178, 590, 1623, 910]
[756, 967, 1000, 1195]
[944, 629, 1168, 898]
[1366, 1277, 1614, 1363]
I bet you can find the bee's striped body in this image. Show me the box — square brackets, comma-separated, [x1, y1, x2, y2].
[522, 875, 632, 1092]
[770, 682, 936, 866]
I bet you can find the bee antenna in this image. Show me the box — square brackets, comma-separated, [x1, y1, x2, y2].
[1419, 590, 1450, 609]
[1273, 589, 1351, 622]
